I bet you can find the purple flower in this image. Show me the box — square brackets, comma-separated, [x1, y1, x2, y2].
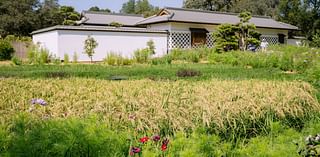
[30, 98, 47, 106]
[152, 135, 161, 142]
[130, 147, 141, 156]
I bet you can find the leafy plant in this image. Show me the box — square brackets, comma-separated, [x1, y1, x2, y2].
[134, 48, 151, 64]
[26, 44, 50, 65]
[84, 35, 98, 63]
[0, 39, 14, 60]
[63, 53, 69, 64]
[11, 56, 22, 65]
[310, 32, 320, 48]
[72, 52, 78, 63]
[147, 39, 155, 55]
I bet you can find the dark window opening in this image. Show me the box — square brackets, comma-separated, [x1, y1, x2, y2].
[278, 34, 286, 44]
[190, 28, 208, 47]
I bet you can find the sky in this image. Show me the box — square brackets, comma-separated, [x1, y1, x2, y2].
[59, 0, 184, 12]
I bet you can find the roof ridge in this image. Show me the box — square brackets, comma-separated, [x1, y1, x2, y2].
[82, 11, 144, 17]
[163, 7, 271, 19]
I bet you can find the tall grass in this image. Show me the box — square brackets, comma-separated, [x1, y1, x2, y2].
[209, 45, 320, 72]
[0, 78, 318, 138]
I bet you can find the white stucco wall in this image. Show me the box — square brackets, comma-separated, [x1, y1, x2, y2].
[32, 31, 59, 57]
[33, 30, 168, 61]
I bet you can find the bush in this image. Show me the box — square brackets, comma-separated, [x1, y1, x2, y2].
[104, 53, 132, 66]
[72, 52, 78, 63]
[208, 45, 320, 72]
[151, 55, 172, 65]
[27, 45, 50, 65]
[169, 49, 201, 63]
[176, 69, 201, 77]
[0, 40, 14, 60]
[134, 48, 151, 64]
[11, 56, 22, 65]
[63, 54, 69, 64]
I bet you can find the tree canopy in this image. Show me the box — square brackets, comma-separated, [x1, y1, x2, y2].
[88, 6, 111, 12]
[120, 0, 160, 17]
[0, 0, 80, 37]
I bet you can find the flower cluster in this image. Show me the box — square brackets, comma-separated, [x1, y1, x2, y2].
[31, 98, 47, 106]
[130, 135, 169, 156]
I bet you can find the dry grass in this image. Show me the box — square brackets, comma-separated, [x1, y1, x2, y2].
[0, 78, 319, 133]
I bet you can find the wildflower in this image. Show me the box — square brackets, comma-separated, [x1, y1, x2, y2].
[128, 114, 136, 120]
[31, 98, 47, 106]
[130, 147, 141, 156]
[139, 136, 149, 143]
[161, 144, 168, 151]
[161, 139, 169, 151]
[152, 135, 161, 142]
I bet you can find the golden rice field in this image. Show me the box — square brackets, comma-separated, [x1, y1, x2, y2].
[0, 78, 319, 132]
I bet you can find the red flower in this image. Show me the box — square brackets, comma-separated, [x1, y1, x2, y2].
[139, 136, 149, 143]
[161, 144, 167, 151]
[161, 139, 169, 151]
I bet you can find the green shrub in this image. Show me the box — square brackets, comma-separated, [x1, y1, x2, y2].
[63, 54, 70, 64]
[104, 52, 118, 66]
[151, 55, 172, 65]
[11, 56, 22, 65]
[122, 58, 132, 66]
[104, 53, 132, 66]
[134, 48, 151, 64]
[169, 49, 201, 63]
[6, 114, 129, 157]
[0, 40, 14, 60]
[208, 45, 320, 72]
[27, 45, 50, 65]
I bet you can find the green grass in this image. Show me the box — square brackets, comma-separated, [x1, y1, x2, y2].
[0, 64, 304, 81]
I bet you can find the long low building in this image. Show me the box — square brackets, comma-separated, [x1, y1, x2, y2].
[32, 7, 299, 61]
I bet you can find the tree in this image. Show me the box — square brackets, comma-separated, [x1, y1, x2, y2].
[213, 24, 239, 53]
[0, 0, 40, 37]
[84, 35, 98, 63]
[230, 0, 280, 17]
[59, 6, 80, 25]
[183, 0, 234, 11]
[278, 0, 320, 39]
[213, 11, 260, 52]
[120, 0, 159, 17]
[89, 6, 111, 12]
[237, 12, 260, 51]
[120, 0, 136, 14]
[36, 0, 61, 29]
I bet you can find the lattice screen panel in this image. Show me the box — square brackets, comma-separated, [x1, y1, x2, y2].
[169, 32, 191, 49]
[206, 33, 214, 48]
[260, 36, 279, 45]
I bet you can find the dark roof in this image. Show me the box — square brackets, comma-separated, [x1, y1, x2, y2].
[136, 7, 299, 30]
[31, 25, 167, 35]
[79, 11, 145, 26]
